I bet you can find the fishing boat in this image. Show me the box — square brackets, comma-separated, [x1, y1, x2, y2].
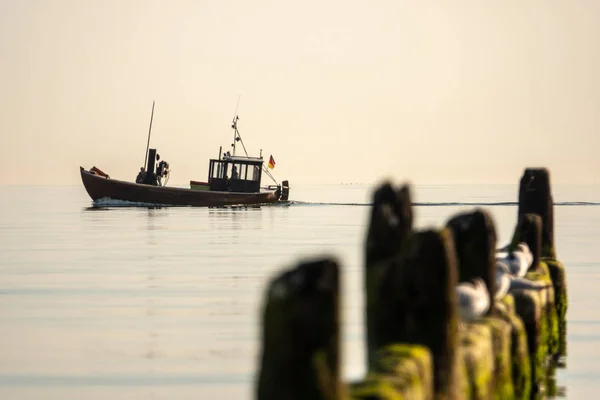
[80, 103, 289, 207]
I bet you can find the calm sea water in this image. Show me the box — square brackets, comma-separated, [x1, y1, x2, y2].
[0, 183, 599, 399]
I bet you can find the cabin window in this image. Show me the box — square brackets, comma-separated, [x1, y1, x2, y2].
[231, 164, 239, 179]
[212, 161, 227, 179]
[211, 161, 261, 181]
[251, 165, 261, 181]
[228, 163, 249, 180]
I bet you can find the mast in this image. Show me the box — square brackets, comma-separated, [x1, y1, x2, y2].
[231, 114, 249, 158]
[143, 100, 155, 171]
[231, 115, 239, 157]
[229, 95, 249, 158]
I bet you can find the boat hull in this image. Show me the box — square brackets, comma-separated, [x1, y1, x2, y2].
[80, 167, 280, 207]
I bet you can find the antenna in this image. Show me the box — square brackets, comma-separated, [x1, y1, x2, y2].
[231, 95, 241, 156]
[230, 95, 249, 157]
[233, 94, 241, 118]
[143, 100, 155, 171]
[231, 115, 239, 157]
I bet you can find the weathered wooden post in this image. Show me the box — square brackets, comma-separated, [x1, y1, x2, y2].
[364, 182, 413, 367]
[516, 168, 555, 258]
[446, 209, 496, 302]
[514, 168, 567, 359]
[256, 258, 342, 400]
[446, 209, 519, 399]
[510, 214, 547, 394]
[510, 213, 542, 271]
[371, 229, 460, 399]
[510, 212, 560, 396]
[493, 295, 532, 400]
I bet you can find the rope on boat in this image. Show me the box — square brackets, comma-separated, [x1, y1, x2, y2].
[232, 115, 279, 187]
[262, 166, 278, 185]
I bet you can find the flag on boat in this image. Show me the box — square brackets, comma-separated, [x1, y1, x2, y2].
[268, 155, 276, 169]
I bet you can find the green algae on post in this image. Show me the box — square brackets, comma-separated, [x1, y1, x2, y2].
[543, 257, 568, 357]
[350, 344, 433, 400]
[460, 322, 494, 400]
[492, 297, 532, 400]
[483, 317, 514, 400]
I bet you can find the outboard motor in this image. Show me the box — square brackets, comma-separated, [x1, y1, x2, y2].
[280, 180, 290, 201]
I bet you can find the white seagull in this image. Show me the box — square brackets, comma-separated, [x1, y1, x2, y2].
[494, 260, 512, 301]
[496, 242, 533, 278]
[456, 278, 490, 322]
[494, 258, 550, 300]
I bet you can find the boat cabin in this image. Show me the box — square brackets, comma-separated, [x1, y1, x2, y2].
[208, 155, 264, 193]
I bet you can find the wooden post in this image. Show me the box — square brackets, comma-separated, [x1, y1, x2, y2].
[446, 208, 497, 308]
[256, 258, 342, 400]
[372, 229, 460, 399]
[517, 168, 555, 258]
[365, 182, 413, 265]
[364, 182, 413, 367]
[510, 213, 543, 272]
[509, 213, 553, 394]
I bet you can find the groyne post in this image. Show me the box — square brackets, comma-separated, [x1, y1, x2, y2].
[364, 183, 413, 368]
[256, 258, 342, 400]
[516, 168, 555, 259]
[446, 209, 519, 399]
[513, 168, 567, 359]
[370, 228, 461, 399]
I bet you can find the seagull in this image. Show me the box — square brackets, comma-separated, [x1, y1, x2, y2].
[456, 278, 490, 322]
[496, 242, 533, 278]
[494, 260, 511, 301]
[509, 276, 551, 292]
[494, 258, 550, 300]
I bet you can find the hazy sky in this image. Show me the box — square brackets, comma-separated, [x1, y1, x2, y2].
[1, 1, 599, 185]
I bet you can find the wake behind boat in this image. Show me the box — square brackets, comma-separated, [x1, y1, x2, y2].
[80, 103, 289, 207]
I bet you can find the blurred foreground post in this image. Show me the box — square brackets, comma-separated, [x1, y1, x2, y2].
[364, 183, 413, 367]
[372, 229, 460, 399]
[256, 258, 342, 400]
